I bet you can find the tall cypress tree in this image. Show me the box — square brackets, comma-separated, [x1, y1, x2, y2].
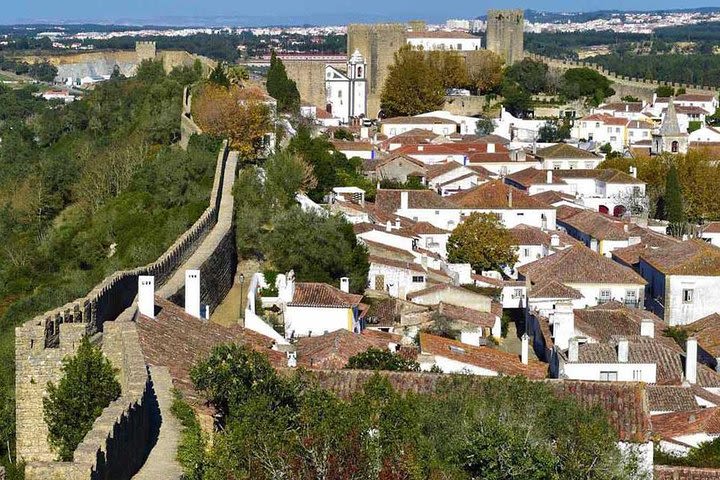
[665, 165, 685, 235]
[266, 50, 300, 113]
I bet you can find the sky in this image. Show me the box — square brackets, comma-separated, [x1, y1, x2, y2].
[1, 0, 718, 25]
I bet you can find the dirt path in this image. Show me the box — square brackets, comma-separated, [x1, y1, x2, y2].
[211, 259, 260, 327]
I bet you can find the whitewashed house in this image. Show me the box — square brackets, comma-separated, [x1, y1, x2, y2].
[531, 143, 602, 170]
[278, 274, 365, 339]
[518, 244, 647, 309]
[380, 116, 459, 137]
[689, 125, 720, 143]
[639, 240, 720, 326]
[700, 222, 720, 247]
[571, 114, 629, 152]
[368, 256, 427, 299]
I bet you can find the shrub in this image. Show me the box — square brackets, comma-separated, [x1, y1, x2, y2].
[345, 347, 420, 372]
[43, 337, 121, 460]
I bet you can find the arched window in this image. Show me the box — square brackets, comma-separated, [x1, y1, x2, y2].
[671, 141, 679, 153]
[357, 66, 363, 77]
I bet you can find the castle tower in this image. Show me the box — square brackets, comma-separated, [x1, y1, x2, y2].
[135, 41, 157, 62]
[486, 9, 524, 65]
[347, 23, 407, 118]
[652, 98, 688, 155]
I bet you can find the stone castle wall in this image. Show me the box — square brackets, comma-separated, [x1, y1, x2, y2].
[284, 60, 335, 110]
[22, 321, 153, 480]
[527, 53, 716, 102]
[347, 23, 407, 117]
[487, 9, 524, 65]
[655, 466, 720, 479]
[16, 138, 232, 465]
[180, 87, 203, 150]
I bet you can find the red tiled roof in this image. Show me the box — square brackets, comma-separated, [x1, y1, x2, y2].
[289, 283, 363, 308]
[518, 245, 647, 286]
[419, 332, 547, 379]
[529, 280, 583, 299]
[296, 329, 391, 370]
[640, 240, 720, 276]
[136, 298, 285, 403]
[655, 466, 720, 479]
[652, 407, 720, 439]
[647, 385, 700, 413]
[437, 302, 498, 329]
[676, 93, 717, 102]
[375, 189, 457, 211]
[331, 140, 374, 151]
[534, 143, 601, 160]
[369, 255, 426, 273]
[449, 180, 552, 210]
[684, 313, 720, 358]
[702, 221, 720, 234]
[579, 114, 629, 126]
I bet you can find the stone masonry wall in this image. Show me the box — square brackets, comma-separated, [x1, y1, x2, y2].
[527, 53, 716, 102]
[16, 140, 231, 463]
[180, 86, 203, 150]
[23, 321, 152, 480]
[487, 9, 524, 65]
[655, 466, 720, 479]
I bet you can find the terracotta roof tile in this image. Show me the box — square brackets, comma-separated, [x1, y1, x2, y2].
[375, 188, 457, 211]
[449, 180, 552, 210]
[419, 332, 547, 378]
[702, 221, 720, 234]
[289, 283, 363, 308]
[437, 302, 498, 329]
[296, 329, 394, 370]
[652, 407, 720, 439]
[137, 298, 285, 404]
[558, 209, 633, 241]
[684, 313, 720, 358]
[647, 385, 700, 412]
[640, 240, 720, 276]
[534, 143, 601, 160]
[369, 255, 426, 273]
[518, 245, 647, 286]
[529, 280, 583, 299]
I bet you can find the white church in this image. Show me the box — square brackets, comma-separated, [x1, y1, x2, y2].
[325, 49, 367, 123]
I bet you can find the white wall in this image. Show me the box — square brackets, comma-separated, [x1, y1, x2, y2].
[618, 442, 654, 479]
[381, 122, 457, 137]
[420, 355, 499, 375]
[701, 232, 720, 247]
[357, 229, 415, 252]
[666, 275, 720, 326]
[566, 283, 644, 309]
[406, 37, 482, 51]
[369, 263, 426, 299]
[562, 361, 657, 383]
[285, 306, 352, 338]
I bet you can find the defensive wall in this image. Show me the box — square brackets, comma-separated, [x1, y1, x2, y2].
[526, 53, 717, 103]
[15, 42, 216, 82]
[655, 466, 720, 479]
[16, 92, 240, 474]
[180, 86, 202, 149]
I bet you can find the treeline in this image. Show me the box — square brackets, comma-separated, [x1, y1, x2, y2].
[174, 344, 650, 479]
[591, 53, 720, 86]
[0, 60, 218, 476]
[0, 55, 57, 81]
[525, 31, 649, 60]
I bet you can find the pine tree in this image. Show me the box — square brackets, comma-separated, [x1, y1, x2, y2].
[208, 62, 230, 88]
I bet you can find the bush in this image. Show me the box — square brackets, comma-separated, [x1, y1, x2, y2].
[346, 347, 420, 371]
[43, 337, 121, 460]
[171, 391, 207, 480]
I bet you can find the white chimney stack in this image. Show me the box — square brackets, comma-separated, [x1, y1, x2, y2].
[640, 319, 655, 338]
[546, 170, 553, 184]
[617, 338, 629, 363]
[508, 188, 513, 208]
[521, 333, 529, 365]
[185, 270, 201, 319]
[487, 143, 495, 153]
[340, 277, 350, 293]
[686, 337, 698, 385]
[386, 220, 392, 232]
[287, 351, 297, 368]
[138, 276, 155, 319]
[400, 191, 409, 210]
[568, 337, 579, 362]
[550, 234, 560, 247]
[395, 218, 401, 229]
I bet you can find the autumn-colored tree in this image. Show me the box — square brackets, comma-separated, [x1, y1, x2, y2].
[447, 212, 518, 273]
[192, 84, 272, 158]
[466, 50, 504, 94]
[380, 45, 445, 117]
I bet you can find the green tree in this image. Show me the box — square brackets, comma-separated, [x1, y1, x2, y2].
[655, 85, 675, 97]
[538, 120, 571, 143]
[665, 164, 685, 234]
[381, 45, 446, 117]
[476, 116, 495, 135]
[447, 212, 518, 273]
[346, 347, 420, 371]
[560, 68, 615, 105]
[43, 337, 121, 460]
[501, 79, 532, 117]
[208, 62, 230, 87]
[263, 208, 369, 293]
[428, 50, 469, 89]
[505, 58, 548, 94]
[266, 51, 300, 113]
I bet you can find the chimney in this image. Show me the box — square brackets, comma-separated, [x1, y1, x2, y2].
[184, 270, 201, 319]
[138, 275, 155, 319]
[629, 166, 637, 178]
[360, 126, 369, 139]
[400, 191, 409, 210]
[546, 170, 553, 184]
[287, 351, 297, 368]
[508, 188, 513, 208]
[640, 319, 655, 338]
[418, 145, 424, 152]
[686, 337, 698, 384]
[386, 220, 392, 232]
[395, 218, 401, 229]
[652, 92, 657, 105]
[550, 234, 560, 247]
[487, 143, 495, 153]
[521, 333, 529, 365]
[568, 337, 579, 362]
[623, 224, 629, 233]
[625, 104, 629, 112]
[340, 277, 350, 293]
[617, 338, 629, 363]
